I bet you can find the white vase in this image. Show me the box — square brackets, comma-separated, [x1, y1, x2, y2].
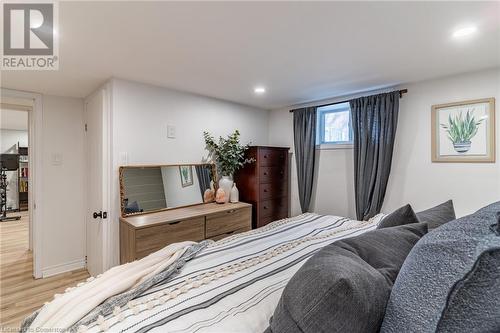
[218, 175, 233, 203]
[230, 182, 239, 203]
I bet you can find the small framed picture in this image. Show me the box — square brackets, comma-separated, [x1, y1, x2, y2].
[432, 98, 495, 163]
[179, 165, 193, 187]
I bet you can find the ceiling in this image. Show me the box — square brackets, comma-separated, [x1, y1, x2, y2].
[1, 109, 28, 131]
[1, 1, 499, 109]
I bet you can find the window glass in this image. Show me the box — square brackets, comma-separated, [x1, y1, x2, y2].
[317, 102, 352, 145]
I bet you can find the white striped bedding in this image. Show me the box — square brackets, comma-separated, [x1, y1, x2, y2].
[87, 213, 384, 333]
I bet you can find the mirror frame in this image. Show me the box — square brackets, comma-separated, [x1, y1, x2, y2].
[119, 163, 217, 217]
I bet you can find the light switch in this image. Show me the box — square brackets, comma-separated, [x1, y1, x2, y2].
[51, 153, 62, 166]
[167, 125, 176, 139]
[119, 152, 128, 165]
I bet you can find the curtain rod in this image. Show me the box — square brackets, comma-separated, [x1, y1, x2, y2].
[289, 89, 408, 113]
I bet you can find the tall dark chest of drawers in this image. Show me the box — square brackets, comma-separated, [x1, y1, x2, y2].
[234, 146, 290, 229]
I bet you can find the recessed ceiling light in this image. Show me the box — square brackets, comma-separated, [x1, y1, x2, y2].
[254, 87, 266, 94]
[452, 25, 478, 39]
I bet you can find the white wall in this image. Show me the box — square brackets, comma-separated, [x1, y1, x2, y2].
[0, 129, 28, 209]
[384, 69, 500, 217]
[269, 68, 500, 219]
[41, 95, 86, 276]
[0, 129, 28, 152]
[108, 78, 270, 267]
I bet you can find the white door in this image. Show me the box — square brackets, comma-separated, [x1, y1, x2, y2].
[85, 89, 107, 276]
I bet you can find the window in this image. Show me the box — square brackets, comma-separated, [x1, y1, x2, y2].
[317, 102, 353, 147]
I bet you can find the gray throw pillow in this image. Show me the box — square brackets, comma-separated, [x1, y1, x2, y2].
[266, 223, 428, 333]
[380, 201, 500, 333]
[377, 204, 419, 229]
[416, 199, 456, 230]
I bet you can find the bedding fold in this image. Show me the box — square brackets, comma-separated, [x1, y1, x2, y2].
[21, 240, 209, 332]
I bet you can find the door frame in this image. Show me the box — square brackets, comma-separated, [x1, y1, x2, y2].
[84, 86, 112, 273]
[1, 88, 43, 279]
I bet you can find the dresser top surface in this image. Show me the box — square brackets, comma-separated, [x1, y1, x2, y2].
[120, 202, 252, 229]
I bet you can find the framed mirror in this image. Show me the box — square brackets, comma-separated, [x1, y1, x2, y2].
[119, 163, 216, 217]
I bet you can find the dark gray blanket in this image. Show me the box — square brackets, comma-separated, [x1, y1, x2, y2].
[381, 201, 500, 332]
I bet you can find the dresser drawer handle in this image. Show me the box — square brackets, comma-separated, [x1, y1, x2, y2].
[263, 189, 268, 192]
[263, 172, 268, 176]
[263, 206, 268, 210]
[264, 155, 268, 159]
[226, 209, 235, 214]
[169, 221, 181, 225]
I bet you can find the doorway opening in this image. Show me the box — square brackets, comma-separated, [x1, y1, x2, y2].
[0, 103, 32, 277]
[1, 106, 30, 215]
[0, 90, 42, 279]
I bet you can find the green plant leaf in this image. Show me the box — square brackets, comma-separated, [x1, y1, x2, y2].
[441, 109, 484, 144]
[203, 130, 255, 176]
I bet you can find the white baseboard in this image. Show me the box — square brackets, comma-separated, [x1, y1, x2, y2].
[42, 258, 86, 278]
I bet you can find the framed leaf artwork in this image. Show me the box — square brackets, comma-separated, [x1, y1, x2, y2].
[431, 98, 495, 162]
[179, 165, 193, 187]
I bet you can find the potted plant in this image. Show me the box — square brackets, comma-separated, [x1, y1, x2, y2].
[203, 130, 254, 203]
[440, 110, 484, 153]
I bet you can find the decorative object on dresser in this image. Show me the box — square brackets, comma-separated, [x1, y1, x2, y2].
[215, 188, 226, 204]
[119, 202, 252, 263]
[203, 130, 255, 203]
[234, 146, 289, 229]
[218, 176, 233, 203]
[230, 182, 239, 203]
[203, 181, 215, 203]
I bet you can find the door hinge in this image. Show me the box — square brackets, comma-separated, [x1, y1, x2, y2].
[85, 255, 87, 264]
[84, 123, 88, 132]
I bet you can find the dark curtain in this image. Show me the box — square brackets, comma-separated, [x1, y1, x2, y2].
[195, 165, 211, 197]
[350, 91, 400, 220]
[293, 107, 317, 213]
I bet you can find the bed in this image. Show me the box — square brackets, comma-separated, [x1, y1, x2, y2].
[22, 213, 384, 332]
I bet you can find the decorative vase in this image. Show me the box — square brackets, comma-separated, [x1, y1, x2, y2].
[203, 189, 214, 203]
[215, 188, 226, 204]
[230, 182, 239, 203]
[203, 181, 215, 203]
[453, 141, 471, 153]
[218, 175, 233, 203]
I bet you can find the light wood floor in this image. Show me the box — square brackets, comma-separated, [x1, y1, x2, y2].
[0, 212, 89, 330]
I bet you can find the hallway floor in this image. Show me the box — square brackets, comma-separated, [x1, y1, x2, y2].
[0, 211, 89, 330]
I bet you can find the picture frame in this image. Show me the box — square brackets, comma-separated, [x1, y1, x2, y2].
[431, 98, 495, 163]
[179, 165, 194, 187]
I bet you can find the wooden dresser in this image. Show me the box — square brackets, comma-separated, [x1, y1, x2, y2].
[235, 146, 289, 229]
[119, 202, 252, 264]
